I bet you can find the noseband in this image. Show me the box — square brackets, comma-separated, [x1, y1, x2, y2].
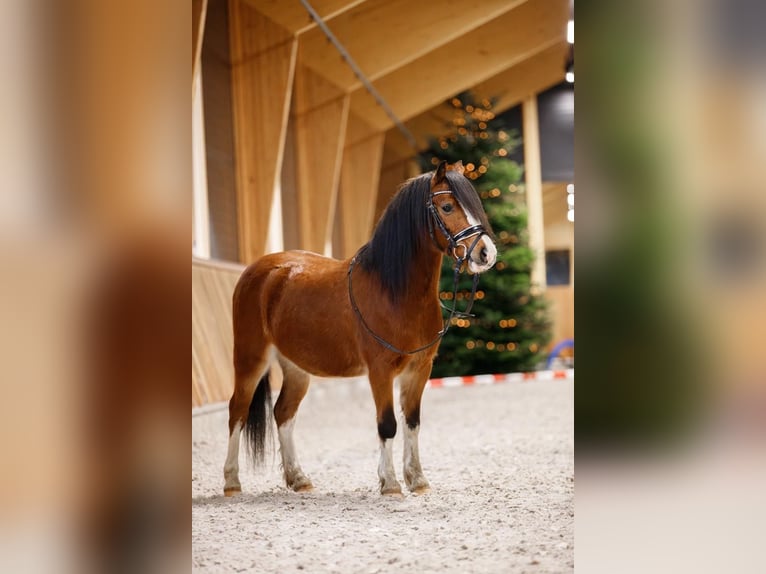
[347, 189, 488, 355]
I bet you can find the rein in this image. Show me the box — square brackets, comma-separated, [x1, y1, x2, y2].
[347, 190, 485, 356]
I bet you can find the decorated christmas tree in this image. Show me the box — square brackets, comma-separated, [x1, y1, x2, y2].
[419, 94, 552, 377]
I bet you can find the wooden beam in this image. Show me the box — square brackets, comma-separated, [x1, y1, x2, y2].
[192, 0, 209, 91]
[299, 0, 526, 91]
[293, 64, 350, 254]
[244, 0, 368, 35]
[229, 0, 297, 264]
[522, 95, 546, 289]
[382, 41, 569, 163]
[471, 41, 569, 114]
[336, 115, 384, 258]
[349, 0, 568, 130]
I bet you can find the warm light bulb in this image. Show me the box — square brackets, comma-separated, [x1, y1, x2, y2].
[567, 209, 574, 222]
[567, 20, 574, 44]
[565, 71, 574, 83]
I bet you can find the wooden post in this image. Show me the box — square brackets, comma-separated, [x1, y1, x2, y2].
[522, 95, 547, 290]
[229, 0, 297, 264]
[192, 0, 208, 93]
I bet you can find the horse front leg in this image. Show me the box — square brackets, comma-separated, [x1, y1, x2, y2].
[368, 370, 402, 497]
[399, 361, 432, 494]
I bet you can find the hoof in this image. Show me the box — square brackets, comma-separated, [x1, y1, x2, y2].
[405, 473, 430, 494]
[382, 490, 404, 499]
[287, 475, 314, 492]
[223, 487, 241, 497]
[380, 482, 403, 497]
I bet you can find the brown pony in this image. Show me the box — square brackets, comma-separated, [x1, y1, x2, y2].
[223, 160, 496, 497]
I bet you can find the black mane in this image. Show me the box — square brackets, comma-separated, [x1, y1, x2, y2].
[357, 169, 491, 303]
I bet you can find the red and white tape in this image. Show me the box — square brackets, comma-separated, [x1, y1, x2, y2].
[427, 368, 574, 389]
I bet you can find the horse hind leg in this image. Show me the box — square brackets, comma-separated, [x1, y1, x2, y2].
[223, 341, 274, 497]
[273, 355, 313, 492]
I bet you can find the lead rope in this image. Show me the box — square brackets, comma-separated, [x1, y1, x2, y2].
[347, 233, 483, 356]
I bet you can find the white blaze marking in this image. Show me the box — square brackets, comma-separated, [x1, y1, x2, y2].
[462, 205, 497, 273]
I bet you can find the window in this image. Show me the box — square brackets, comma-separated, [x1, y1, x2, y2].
[546, 250, 571, 286]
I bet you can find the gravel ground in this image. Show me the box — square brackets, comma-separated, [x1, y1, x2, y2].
[192, 376, 574, 573]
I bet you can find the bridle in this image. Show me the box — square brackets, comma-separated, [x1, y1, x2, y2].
[347, 188, 488, 355]
[426, 190, 486, 262]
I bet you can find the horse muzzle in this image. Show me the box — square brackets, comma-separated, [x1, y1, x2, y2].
[466, 235, 497, 274]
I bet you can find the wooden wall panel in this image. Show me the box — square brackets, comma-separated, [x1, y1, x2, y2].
[546, 286, 574, 345]
[192, 259, 244, 407]
[374, 147, 418, 225]
[293, 64, 349, 254]
[202, 0, 239, 262]
[337, 116, 384, 258]
[229, 0, 297, 264]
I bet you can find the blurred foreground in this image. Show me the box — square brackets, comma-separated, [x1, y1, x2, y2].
[0, 1, 188, 573]
[577, 0, 766, 571]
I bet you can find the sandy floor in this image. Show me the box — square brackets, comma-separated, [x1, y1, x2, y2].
[192, 376, 574, 573]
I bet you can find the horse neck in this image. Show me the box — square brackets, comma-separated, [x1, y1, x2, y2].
[402, 243, 443, 305]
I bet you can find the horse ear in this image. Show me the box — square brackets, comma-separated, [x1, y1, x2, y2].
[432, 160, 447, 185]
[449, 160, 465, 176]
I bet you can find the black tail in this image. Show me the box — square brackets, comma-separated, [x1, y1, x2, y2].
[244, 371, 273, 465]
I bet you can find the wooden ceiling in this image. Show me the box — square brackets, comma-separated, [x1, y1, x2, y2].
[244, 0, 570, 156]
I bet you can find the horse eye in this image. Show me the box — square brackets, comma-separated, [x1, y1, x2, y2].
[441, 203, 454, 213]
